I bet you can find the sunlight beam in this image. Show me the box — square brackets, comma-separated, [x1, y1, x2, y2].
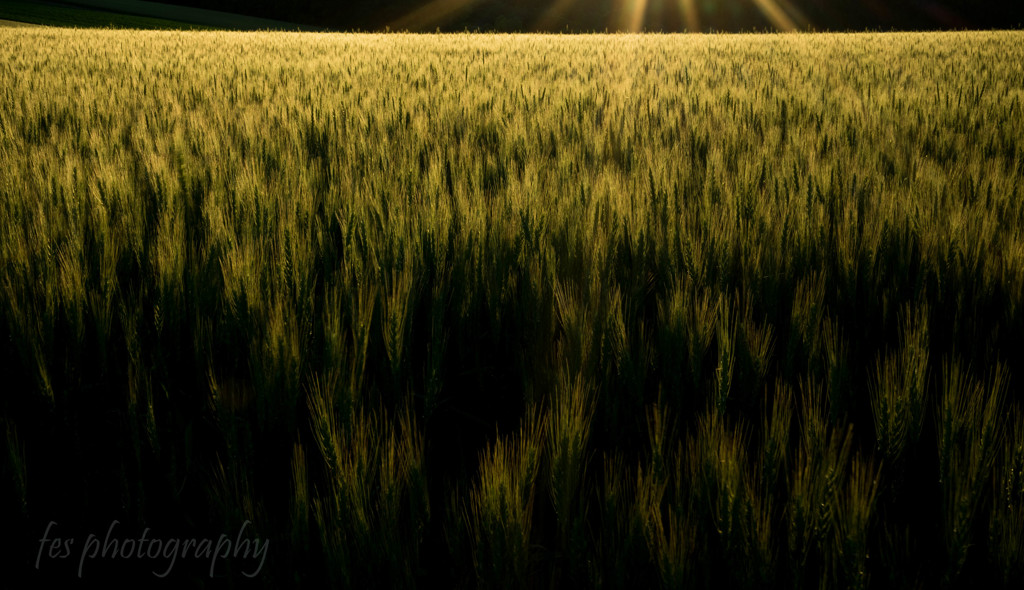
[750, 0, 796, 31]
[679, 0, 700, 31]
[612, 0, 650, 32]
[774, 0, 811, 27]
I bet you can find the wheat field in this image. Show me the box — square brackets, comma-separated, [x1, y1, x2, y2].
[3, 28, 1024, 586]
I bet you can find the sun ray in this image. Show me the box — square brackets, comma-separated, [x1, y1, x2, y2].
[750, 0, 796, 31]
[774, 0, 811, 27]
[612, 0, 650, 32]
[679, 0, 700, 31]
[389, 0, 480, 31]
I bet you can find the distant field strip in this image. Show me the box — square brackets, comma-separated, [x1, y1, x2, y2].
[58, 0, 314, 29]
[0, 0, 311, 29]
[0, 0, 204, 28]
[0, 17, 33, 26]
[2, 30, 1024, 587]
